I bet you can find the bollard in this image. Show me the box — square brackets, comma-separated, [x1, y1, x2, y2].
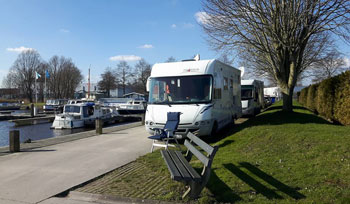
[96, 119, 103, 135]
[141, 113, 145, 125]
[30, 104, 34, 117]
[9, 130, 20, 152]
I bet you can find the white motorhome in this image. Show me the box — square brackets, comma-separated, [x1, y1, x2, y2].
[241, 80, 264, 116]
[145, 58, 242, 137]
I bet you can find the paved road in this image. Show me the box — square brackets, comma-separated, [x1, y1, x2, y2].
[0, 126, 151, 204]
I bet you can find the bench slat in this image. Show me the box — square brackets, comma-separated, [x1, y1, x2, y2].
[168, 150, 193, 181]
[161, 150, 182, 181]
[184, 140, 210, 167]
[174, 150, 202, 182]
[187, 132, 214, 155]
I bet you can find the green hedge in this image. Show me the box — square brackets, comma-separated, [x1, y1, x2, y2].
[299, 86, 309, 105]
[300, 70, 350, 125]
[334, 71, 350, 125]
[306, 84, 318, 112]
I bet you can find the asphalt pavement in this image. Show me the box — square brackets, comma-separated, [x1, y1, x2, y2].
[0, 125, 152, 204]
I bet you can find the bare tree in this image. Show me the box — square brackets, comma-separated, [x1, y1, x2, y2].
[9, 50, 42, 102]
[308, 49, 346, 83]
[165, 56, 176, 62]
[98, 67, 118, 97]
[46, 56, 82, 99]
[218, 53, 234, 65]
[115, 61, 133, 95]
[201, 0, 350, 111]
[132, 59, 152, 93]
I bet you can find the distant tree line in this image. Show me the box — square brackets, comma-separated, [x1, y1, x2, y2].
[2, 50, 83, 102]
[98, 59, 152, 97]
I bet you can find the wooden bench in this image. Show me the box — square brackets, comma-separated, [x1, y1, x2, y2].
[160, 132, 219, 199]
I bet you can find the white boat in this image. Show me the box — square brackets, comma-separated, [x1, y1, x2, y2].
[43, 99, 68, 112]
[99, 98, 146, 115]
[51, 102, 114, 129]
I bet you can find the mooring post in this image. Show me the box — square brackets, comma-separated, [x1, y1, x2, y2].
[30, 104, 34, 117]
[96, 119, 103, 135]
[9, 130, 20, 152]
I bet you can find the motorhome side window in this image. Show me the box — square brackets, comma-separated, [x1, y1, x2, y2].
[148, 75, 212, 104]
[224, 77, 228, 90]
[214, 88, 222, 99]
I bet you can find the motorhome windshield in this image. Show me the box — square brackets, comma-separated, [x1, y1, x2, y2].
[149, 75, 212, 104]
[241, 85, 254, 100]
[64, 105, 81, 113]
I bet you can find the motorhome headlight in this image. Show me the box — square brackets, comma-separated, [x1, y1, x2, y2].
[195, 120, 211, 126]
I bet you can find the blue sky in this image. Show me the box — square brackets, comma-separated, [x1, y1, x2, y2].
[0, 0, 349, 86]
[0, 0, 219, 84]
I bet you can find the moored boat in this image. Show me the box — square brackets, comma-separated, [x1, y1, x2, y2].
[51, 102, 115, 129]
[0, 102, 21, 110]
[99, 98, 146, 115]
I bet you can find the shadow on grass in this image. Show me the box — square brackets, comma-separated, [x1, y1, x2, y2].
[223, 163, 283, 199]
[240, 162, 305, 200]
[222, 163, 305, 201]
[203, 105, 332, 144]
[207, 168, 242, 203]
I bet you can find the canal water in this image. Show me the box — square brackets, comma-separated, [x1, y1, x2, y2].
[0, 120, 93, 147]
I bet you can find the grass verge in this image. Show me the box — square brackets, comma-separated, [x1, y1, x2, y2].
[77, 101, 350, 203]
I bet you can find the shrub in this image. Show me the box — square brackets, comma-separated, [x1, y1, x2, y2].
[299, 86, 309, 105]
[334, 71, 350, 125]
[306, 84, 318, 112]
[316, 77, 339, 120]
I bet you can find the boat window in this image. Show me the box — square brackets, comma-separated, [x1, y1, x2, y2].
[148, 75, 212, 104]
[64, 105, 81, 113]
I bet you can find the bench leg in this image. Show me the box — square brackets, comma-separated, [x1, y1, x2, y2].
[151, 140, 155, 153]
[182, 181, 203, 199]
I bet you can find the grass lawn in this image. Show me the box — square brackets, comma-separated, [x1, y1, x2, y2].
[77, 101, 350, 203]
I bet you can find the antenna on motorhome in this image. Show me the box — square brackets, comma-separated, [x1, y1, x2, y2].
[239, 67, 245, 78]
[194, 54, 200, 61]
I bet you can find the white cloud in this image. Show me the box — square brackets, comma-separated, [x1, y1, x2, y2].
[195, 11, 210, 24]
[138, 44, 154, 49]
[109, 55, 142, 62]
[171, 24, 177, 29]
[60, 28, 70, 33]
[183, 23, 194, 28]
[6, 46, 35, 53]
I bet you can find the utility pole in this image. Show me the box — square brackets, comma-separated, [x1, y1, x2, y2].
[88, 65, 91, 99]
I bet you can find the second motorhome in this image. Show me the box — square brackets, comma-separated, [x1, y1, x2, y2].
[241, 80, 264, 116]
[145, 58, 242, 137]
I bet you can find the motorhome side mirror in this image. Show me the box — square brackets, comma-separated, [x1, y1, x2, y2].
[146, 77, 151, 92]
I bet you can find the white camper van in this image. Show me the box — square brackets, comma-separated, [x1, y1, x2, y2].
[241, 80, 264, 116]
[145, 58, 242, 137]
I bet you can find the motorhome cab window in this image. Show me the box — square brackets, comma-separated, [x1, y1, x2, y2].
[149, 75, 212, 104]
[241, 85, 254, 100]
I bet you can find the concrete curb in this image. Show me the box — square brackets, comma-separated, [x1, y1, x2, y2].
[67, 191, 180, 204]
[0, 122, 143, 156]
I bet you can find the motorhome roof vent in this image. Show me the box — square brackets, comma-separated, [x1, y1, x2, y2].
[182, 54, 200, 62]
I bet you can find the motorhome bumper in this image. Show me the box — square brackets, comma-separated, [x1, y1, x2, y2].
[145, 124, 212, 137]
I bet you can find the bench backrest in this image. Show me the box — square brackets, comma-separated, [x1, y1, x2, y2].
[184, 132, 218, 169]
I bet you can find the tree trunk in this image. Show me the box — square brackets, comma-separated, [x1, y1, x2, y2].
[282, 88, 294, 112]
